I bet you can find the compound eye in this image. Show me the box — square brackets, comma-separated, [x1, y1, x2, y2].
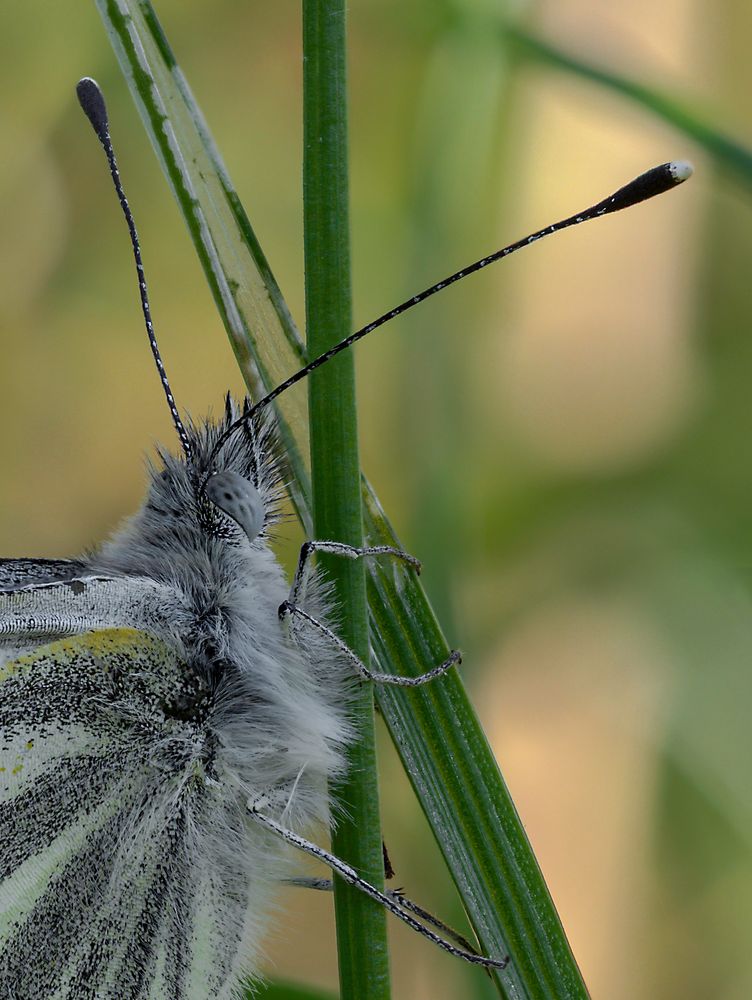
[205, 471, 264, 542]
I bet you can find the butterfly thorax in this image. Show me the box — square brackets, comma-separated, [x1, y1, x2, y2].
[85, 405, 352, 826]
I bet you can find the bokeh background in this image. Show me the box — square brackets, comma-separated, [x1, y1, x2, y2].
[1, 2, 751, 998]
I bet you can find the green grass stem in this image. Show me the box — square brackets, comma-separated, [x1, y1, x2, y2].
[302, 2, 391, 997]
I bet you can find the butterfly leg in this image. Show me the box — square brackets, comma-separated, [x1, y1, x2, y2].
[288, 540, 420, 610]
[281, 541, 460, 686]
[279, 599, 460, 686]
[284, 876, 481, 958]
[249, 804, 507, 971]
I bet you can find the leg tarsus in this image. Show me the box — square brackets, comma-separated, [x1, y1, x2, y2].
[285, 876, 481, 958]
[289, 539, 421, 610]
[281, 601, 460, 687]
[253, 807, 508, 971]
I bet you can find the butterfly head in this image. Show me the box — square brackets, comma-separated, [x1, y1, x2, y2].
[203, 471, 264, 544]
[132, 397, 284, 557]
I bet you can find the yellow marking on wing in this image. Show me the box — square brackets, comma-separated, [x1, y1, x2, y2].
[73, 627, 155, 656]
[0, 660, 19, 682]
[5, 627, 170, 679]
[0, 627, 174, 682]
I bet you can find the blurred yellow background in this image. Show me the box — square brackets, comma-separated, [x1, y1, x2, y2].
[1, 1, 751, 998]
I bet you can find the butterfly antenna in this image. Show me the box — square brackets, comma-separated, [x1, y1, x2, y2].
[209, 159, 691, 465]
[76, 77, 192, 461]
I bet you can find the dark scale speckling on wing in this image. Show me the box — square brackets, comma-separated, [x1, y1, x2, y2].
[0, 559, 87, 589]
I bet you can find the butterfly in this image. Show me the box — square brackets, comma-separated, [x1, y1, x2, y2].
[0, 77, 691, 998]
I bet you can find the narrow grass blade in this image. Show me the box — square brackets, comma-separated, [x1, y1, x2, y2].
[94, 2, 589, 996]
[363, 491, 588, 998]
[95, 0, 312, 521]
[505, 24, 752, 186]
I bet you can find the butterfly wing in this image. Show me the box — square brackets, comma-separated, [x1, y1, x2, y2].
[0, 627, 258, 1000]
[0, 558, 86, 589]
[0, 574, 184, 660]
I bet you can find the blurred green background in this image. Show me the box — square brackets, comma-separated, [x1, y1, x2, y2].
[1, 1, 751, 998]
